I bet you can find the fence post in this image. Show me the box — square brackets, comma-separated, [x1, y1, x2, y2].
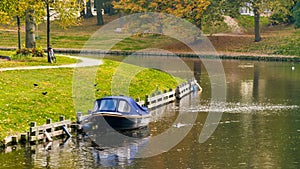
[59, 115, 65, 121]
[29, 122, 37, 143]
[45, 118, 53, 142]
[20, 133, 27, 143]
[76, 112, 82, 123]
[11, 136, 18, 145]
[46, 118, 53, 132]
[175, 86, 180, 100]
[46, 118, 52, 124]
[145, 95, 149, 106]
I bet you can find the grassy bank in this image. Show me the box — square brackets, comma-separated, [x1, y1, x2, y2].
[245, 26, 300, 56]
[0, 59, 182, 145]
[0, 50, 78, 68]
[236, 15, 269, 32]
[207, 26, 300, 56]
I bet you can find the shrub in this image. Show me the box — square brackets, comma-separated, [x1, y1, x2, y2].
[32, 47, 45, 57]
[293, 2, 300, 29]
[15, 47, 45, 58]
[16, 48, 32, 56]
[269, 12, 294, 25]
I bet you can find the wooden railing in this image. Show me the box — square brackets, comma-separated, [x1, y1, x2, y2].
[145, 79, 198, 109]
[29, 116, 72, 143]
[2, 116, 71, 147]
[145, 89, 175, 109]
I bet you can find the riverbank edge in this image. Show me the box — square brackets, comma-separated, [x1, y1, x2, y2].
[1, 47, 300, 62]
[0, 79, 198, 149]
[1, 47, 299, 62]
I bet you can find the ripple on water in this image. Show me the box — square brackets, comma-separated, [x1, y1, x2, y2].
[181, 102, 299, 114]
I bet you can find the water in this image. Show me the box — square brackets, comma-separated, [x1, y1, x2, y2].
[1, 59, 300, 168]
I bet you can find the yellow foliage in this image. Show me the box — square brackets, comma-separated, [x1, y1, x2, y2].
[0, 0, 82, 27]
[113, 0, 210, 21]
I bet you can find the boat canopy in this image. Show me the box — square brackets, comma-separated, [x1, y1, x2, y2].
[94, 96, 149, 115]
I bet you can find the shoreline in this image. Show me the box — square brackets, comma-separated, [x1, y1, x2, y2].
[0, 59, 182, 146]
[1, 47, 299, 62]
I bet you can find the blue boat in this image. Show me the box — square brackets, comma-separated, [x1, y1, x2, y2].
[85, 96, 150, 130]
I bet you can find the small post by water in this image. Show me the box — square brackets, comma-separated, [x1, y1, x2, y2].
[60, 115, 65, 121]
[20, 133, 27, 143]
[145, 95, 149, 106]
[77, 112, 82, 123]
[46, 118, 52, 124]
[11, 136, 18, 144]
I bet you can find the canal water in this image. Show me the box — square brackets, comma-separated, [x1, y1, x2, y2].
[1, 59, 300, 168]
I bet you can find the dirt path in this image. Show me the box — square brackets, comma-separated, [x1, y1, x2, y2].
[223, 16, 244, 34]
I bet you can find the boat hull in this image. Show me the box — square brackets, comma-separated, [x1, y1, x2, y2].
[87, 114, 150, 130]
[103, 115, 149, 130]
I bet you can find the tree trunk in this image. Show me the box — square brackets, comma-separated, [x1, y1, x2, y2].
[196, 18, 202, 30]
[79, 0, 86, 17]
[96, 0, 104, 25]
[253, 7, 261, 42]
[85, 0, 94, 18]
[47, 2, 51, 63]
[108, 3, 115, 16]
[253, 65, 259, 101]
[17, 16, 21, 50]
[25, 8, 36, 48]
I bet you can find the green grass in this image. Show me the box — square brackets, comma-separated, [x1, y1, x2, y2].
[202, 20, 231, 35]
[0, 59, 182, 145]
[236, 15, 269, 32]
[271, 30, 300, 56]
[233, 26, 300, 56]
[111, 34, 177, 51]
[0, 50, 13, 57]
[0, 50, 78, 68]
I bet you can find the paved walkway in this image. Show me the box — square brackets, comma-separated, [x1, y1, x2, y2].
[0, 55, 103, 72]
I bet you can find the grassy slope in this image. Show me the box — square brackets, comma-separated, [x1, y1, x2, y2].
[0, 50, 78, 67]
[207, 25, 300, 56]
[0, 59, 181, 143]
[249, 26, 300, 56]
[236, 15, 269, 32]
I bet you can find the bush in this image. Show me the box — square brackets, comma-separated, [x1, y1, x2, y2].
[15, 47, 45, 58]
[16, 48, 32, 56]
[32, 47, 45, 57]
[293, 2, 300, 29]
[269, 12, 294, 25]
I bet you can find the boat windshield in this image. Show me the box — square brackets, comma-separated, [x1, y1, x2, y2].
[98, 99, 117, 111]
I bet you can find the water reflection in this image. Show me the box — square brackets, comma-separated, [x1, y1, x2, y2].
[89, 128, 150, 167]
[0, 128, 150, 169]
[196, 60, 300, 168]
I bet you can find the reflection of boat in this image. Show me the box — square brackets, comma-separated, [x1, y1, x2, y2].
[84, 96, 150, 130]
[89, 127, 150, 167]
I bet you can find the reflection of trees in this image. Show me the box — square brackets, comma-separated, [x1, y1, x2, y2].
[253, 64, 259, 102]
[193, 60, 202, 85]
[186, 59, 300, 168]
